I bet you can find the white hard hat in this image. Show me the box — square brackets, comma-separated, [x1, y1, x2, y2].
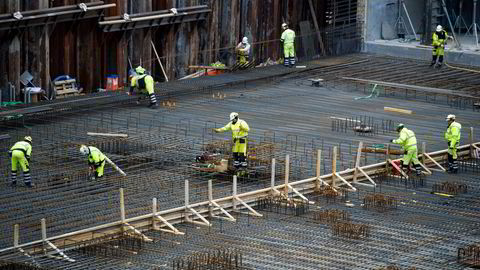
[230, 112, 239, 121]
[282, 23, 288, 29]
[436, 25, 443, 32]
[242, 37, 248, 44]
[446, 114, 455, 121]
[79, 145, 89, 156]
[24, 136, 32, 143]
[135, 66, 145, 74]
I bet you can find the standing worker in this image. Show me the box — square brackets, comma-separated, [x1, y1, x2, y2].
[280, 23, 296, 68]
[80, 145, 107, 180]
[8, 136, 34, 187]
[236, 37, 251, 65]
[445, 114, 461, 173]
[390, 124, 422, 176]
[129, 66, 158, 108]
[213, 112, 250, 169]
[430, 25, 452, 68]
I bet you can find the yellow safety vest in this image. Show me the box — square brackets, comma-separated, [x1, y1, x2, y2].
[444, 121, 461, 147]
[88, 146, 106, 166]
[219, 119, 250, 139]
[393, 128, 417, 151]
[10, 141, 32, 158]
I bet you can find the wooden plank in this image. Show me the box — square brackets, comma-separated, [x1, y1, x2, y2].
[384, 107, 413, 115]
[308, 0, 325, 56]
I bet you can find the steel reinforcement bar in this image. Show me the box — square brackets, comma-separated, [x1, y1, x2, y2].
[0, 140, 479, 258]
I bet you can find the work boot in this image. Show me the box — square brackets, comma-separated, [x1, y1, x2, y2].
[10, 181, 17, 187]
[148, 103, 158, 109]
[25, 182, 35, 188]
[241, 161, 248, 168]
[435, 63, 442, 69]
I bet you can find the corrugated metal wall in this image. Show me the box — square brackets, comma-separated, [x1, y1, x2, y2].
[0, 0, 360, 101]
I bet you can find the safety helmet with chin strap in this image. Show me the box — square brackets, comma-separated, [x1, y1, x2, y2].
[396, 123, 405, 132]
[24, 136, 32, 143]
[79, 145, 89, 156]
[135, 66, 146, 75]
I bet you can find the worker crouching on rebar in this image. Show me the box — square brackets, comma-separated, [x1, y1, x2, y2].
[390, 124, 422, 176]
[129, 66, 158, 108]
[445, 114, 461, 174]
[213, 112, 250, 169]
[236, 37, 251, 65]
[9, 136, 34, 187]
[80, 145, 106, 180]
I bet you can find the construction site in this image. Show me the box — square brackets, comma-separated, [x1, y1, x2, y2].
[1, 0, 480, 269]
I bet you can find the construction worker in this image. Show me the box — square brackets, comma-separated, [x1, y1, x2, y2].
[80, 145, 106, 180]
[213, 112, 250, 168]
[445, 114, 461, 173]
[280, 23, 296, 67]
[129, 66, 158, 108]
[8, 136, 34, 187]
[431, 25, 451, 68]
[390, 124, 422, 176]
[236, 37, 251, 65]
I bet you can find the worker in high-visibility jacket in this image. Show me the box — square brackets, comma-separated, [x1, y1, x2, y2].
[431, 25, 451, 68]
[280, 23, 296, 67]
[236, 37, 251, 65]
[213, 112, 250, 168]
[80, 145, 107, 180]
[390, 124, 422, 176]
[9, 136, 34, 187]
[444, 114, 461, 173]
[129, 66, 158, 108]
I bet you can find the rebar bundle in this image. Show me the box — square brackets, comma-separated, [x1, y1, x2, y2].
[363, 194, 398, 211]
[312, 209, 350, 224]
[171, 249, 246, 270]
[458, 244, 480, 267]
[331, 221, 370, 239]
[255, 195, 309, 216]
[432, 181, 468, 195]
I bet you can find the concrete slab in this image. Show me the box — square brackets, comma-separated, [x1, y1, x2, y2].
[364, 40, 480, 67]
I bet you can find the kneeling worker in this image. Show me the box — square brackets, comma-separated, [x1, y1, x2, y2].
[80, 145, 106, 180]
[9, 136, 34, 187]
[390, 124, 422, 176]
[213, 112, 250, 168]
[236, 37, 251, 65]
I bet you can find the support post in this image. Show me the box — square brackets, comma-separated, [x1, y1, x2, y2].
[422, 142, 426, 165]
[208, 180, 213, 217]
[152, 198, 158, 230]
[233, 176, 237, 210]
[151, 41, 169, 82]
[353, 142, 363, 183]
[470, 127, 474, 158]
[332, 147, 337, 187]
[119, 188, 125, 223]
[271, 158, 276, 194]
[185, 180, 190, 221]
[284, 154, 289, 196]
[386, 143, 390, 172]
[14, 224, 19, 247]
[41, 219, 47, 243]
[315, 150, 321, 190]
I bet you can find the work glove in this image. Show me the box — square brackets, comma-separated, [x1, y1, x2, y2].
[404, 150, 408, 154]
[212, 128, 219, 133]
[390, 139, 394, 143]
[441, 44, 444, 48]
[447, 141, 451, 148]
[26, 156, 31, 161]
[8, 151, 12, 157]
[233, 138, 238, 143]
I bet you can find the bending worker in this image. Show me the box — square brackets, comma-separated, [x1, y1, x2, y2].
[213, 112, 250, 168]
[9, 136, 34, 187]
[80, 145, 106, 180]
[129, 66, 158, 108]
[236, 37, 251, 65]
[390, 124, 422, 176]
[280, 23, 296, 67]
[431, 25, 451, 68]
[445, 114, 461, 173]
